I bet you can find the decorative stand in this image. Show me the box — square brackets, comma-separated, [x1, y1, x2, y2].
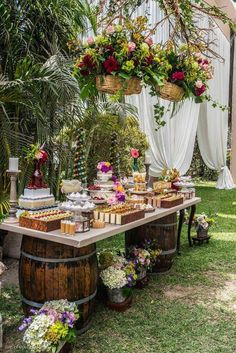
[144, 163, 151, 185]
[4, 170, 20, 224]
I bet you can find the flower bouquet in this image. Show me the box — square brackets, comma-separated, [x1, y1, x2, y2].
[97, 161, 112, 182]
[73, 16, 165, 97]
[19, 299, 79, 353]
[194, 213, 217, 238]
[127, 246, 151, 288]
[100, 253, 137, 310]
[143, 238, 162, 272]
[25, 143, 48, 189]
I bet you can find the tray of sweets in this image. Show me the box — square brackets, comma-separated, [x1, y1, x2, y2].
[19, 210, 72, 232]
[160, 196, 184, 208]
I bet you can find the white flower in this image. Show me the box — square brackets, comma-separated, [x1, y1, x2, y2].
[23, 315, 54, 353]
[100, 266, 127, 289]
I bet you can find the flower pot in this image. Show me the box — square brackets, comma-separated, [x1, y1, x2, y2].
[197, 228, 209, 238]
[96, 75, 142, 95]
[106, 293, 133, 312]
[156, 81, 184, 102]
[136, 268, 149, 289]
[107, 287, 127, 303]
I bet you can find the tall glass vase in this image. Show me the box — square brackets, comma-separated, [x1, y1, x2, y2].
[132, 158, 139, 173]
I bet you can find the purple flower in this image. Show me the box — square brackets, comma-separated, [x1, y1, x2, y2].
[112, 175, 117, 182]
[29, 309, 38, 315]
[18, 324, 27, 331]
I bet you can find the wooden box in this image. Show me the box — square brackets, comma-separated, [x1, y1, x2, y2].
[161, 196, 184, 208]
[19, 216, 63, 232]
[115, 209, 145, 225]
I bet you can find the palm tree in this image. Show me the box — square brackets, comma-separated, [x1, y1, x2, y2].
[0, 0, 95, 214]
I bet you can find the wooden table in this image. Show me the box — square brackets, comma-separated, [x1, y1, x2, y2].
[0, 197, 201, 248]
[0, 197, 200, 332]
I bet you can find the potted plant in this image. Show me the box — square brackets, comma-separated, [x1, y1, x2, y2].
[18, 299, 79, 353]
[100, 255, 137, 310]
[143, 238, 162, 274]
[73, 16, 165, 97]
[194, 213, 217, 238]
[128, 246, 151, 288]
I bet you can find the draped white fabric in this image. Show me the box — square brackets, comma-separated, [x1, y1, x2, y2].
[126, 2, 234, 188]
[197, 25, 235, 189]
[126, 0, 200, 177]
[127, 91, 200, 176]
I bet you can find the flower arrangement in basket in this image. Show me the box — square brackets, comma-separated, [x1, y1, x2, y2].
[19, 299, 79, 353]
[194, 212, 217, 238]
[99, 250, 137, 305]
[73, 16, 167, 98]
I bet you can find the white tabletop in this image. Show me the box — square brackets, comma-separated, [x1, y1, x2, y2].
[0, 198, 201, 248]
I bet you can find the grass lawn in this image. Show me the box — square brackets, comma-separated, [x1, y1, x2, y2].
[1, 183, 236, 353]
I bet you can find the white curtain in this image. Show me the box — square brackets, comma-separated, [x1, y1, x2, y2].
[126, 0, 200, 177]
[197, 24, 235, 189]
[127, 91, 200, 176]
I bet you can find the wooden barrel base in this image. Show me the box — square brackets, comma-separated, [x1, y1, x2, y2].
[125, 213, 177, 273]
[106, 295, 132, 312]
[135, 276, 149, 289]
[19, 236, 98, 333]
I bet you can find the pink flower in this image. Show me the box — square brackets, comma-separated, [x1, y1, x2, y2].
[128, 42, 136, 53]
[171, 71, 185, 81]
[195, 84, 206, 96]
[131, 148, 139, 158]
[195, 80, 203, 89]
[106, 25, 115, 34]
[87, 37, 94, 45]
[145, 37, 153, 46]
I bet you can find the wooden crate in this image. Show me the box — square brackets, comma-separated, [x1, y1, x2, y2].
[161, 197, 184, 208]
[19, 216, 63, 232]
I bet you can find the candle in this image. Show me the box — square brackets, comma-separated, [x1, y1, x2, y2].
[145, 153, 151, 164]
[9, 157, 19, 171]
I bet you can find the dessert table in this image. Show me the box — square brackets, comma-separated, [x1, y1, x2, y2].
[0, 197, 200, 332]
[0, 197, 201, 248]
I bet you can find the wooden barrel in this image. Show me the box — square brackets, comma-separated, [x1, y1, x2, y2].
[125, 213, 177, 273]
[19, 236, 98, 333]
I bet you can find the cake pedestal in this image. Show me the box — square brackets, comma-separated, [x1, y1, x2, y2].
[4, 170, 20, 224]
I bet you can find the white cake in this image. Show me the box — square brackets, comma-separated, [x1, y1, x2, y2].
[18, 188, 55, 209]
[97, 171, 113, 185]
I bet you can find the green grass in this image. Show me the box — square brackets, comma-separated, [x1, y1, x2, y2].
[1, 183, 236, 353]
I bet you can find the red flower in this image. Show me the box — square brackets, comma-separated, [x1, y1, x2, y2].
[171, 71, 185, 81]
[103, 56, 119, 74]
[195, 85, 206, 96]
[146, 54, 154, 66]
[105, 45, 114, 53]
[80, 70, 90, 76]
[131, 148, 139, 158]
[83, 54, 96, 68]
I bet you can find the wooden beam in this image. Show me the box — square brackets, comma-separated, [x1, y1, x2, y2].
[230, 32, 236, 182]
[205, 0, 236, 41]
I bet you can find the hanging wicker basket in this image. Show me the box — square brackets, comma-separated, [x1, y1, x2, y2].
[156, 81, 184, 102]
[96, 75, 142, 95]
